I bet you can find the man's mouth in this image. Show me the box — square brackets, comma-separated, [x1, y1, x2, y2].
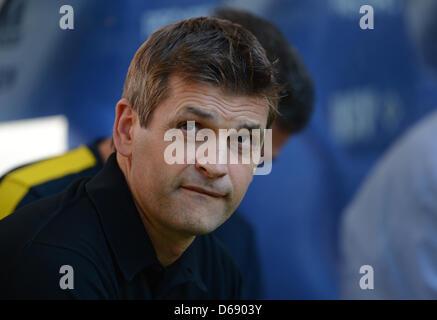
[180, 185, 226, 198]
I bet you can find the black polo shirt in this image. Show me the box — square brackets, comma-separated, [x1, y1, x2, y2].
[0, 153, 242, 299]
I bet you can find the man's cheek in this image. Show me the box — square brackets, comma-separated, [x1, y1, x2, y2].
[232, 169, 252, 201]
[242, 164, 256, 185]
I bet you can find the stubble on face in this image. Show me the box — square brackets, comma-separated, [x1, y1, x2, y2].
[127, 75, 269, 238]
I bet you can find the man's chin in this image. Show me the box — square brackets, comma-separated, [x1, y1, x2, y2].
[187, 220, 224, 235]
[175, 212, 229, 236]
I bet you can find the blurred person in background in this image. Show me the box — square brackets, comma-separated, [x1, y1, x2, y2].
[340, 0, 437, 299]
[0, 6, 313, 299]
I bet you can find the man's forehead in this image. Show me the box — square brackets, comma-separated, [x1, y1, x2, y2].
[166, 76, 269, 127]
[177, 106, 263, 130]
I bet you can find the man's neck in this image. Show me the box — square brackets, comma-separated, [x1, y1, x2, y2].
[138, 211, 195, 267]
[116, 153, 194, 267]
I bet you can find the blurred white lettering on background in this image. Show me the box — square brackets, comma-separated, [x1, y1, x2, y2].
[360, 5, 374, 30]
[359, 265, 374, 290]
[59, 5, 74, 30]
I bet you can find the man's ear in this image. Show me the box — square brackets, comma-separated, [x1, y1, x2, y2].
[113, 98, 137, 157]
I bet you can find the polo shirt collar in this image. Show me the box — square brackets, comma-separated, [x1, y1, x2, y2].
[167, 236, 208, 293]
[85, 153, 207, 292]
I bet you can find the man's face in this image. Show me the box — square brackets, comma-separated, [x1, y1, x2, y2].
[126, 75, 269, 236]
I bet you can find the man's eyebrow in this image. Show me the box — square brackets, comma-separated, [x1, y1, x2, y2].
[180, 106, 217, 120]
[180, 106, 262, 131]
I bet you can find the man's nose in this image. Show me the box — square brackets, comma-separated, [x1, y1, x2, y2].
[195, 161, 228, 179]
[195, 142, 228, 179]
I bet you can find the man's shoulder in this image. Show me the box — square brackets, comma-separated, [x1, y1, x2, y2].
[0, 234, 113, 299]
[0, 177, 110, 278]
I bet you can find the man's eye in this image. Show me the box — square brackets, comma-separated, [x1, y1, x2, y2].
[227, 135, 252, 154]
[179, 121, 200, 132]
[238, 135, 251, 144]
[230, 135, 251, 146]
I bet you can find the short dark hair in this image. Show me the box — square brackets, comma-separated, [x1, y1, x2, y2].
[213, 8, 314, 133]
[122, 17, 281, 128]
